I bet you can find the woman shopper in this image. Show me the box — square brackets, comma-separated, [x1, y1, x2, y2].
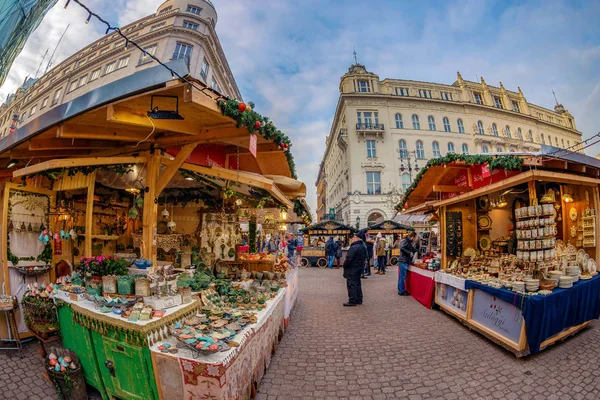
[325, 237, 337, 269]
[398, 231, 417, 296]
[375, 233, 386, 274]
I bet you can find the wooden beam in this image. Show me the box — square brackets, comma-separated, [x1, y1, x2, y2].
[107, 104, 200, 136]
[57, 124, 153, 142]
[227, 143, 281, 154]
[13, 156, 147, 178]
[10, 149, 91, 159]
[183, 86, 224, 117]
[542, 159, 568, 170]
[156, 143, 198, 194]
[84, 172, 96, 257]
[432, 185, 472, 193]
[29, 138, 119, 151]
[567, 162, 586, 174]
[142, 154, 160, 263]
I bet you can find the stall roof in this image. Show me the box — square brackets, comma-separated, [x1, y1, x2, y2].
[0, 59, 297, 180]
[300, 220, 356, 234]
[400, 152, 600, 212]
[361, 220, 414, 232]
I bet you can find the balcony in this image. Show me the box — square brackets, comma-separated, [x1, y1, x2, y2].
[355, 123, 385, 141]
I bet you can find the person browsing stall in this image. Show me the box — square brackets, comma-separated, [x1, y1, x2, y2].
[343, 231, 368, 306]
[398, 231, 417, 296]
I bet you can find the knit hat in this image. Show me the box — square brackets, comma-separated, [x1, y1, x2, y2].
[355, 231, 366, 241]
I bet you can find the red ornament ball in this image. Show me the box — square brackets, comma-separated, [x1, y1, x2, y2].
[280, 143, 285, 149]
[254, 121, 261, 129]
[238, 103, 247, 112]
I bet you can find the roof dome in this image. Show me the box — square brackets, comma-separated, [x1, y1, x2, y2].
[157, 0, 217, 25]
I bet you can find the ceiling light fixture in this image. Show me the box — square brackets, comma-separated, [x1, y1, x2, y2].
[147, 95, 184, 120]
[6, 159, 17, 169]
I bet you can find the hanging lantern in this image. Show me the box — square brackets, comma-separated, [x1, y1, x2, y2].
[167, 204, 176, 231]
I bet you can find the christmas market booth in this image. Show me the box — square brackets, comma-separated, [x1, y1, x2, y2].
[400, 152, 600, 356]
[299, 221, 356, 268]
[361, 220, 414, 266]
[0, 60, 305, 399]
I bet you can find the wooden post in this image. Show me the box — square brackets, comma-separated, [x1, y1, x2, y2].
[528, 180, 537, 205]
[142, 154, 160, 263]
[84, 172, 96, 258]
[249, 215, 257, 253]
[594, 186, 600, 263]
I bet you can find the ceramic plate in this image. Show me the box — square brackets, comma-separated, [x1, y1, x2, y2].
[478, 215, 492, 230]
[567, 244, 577, 255]
[569, 207, 578, 222]
[464, 247, 476, 258]
[478, 196, 490, 211]
[479, 235, 492, 251]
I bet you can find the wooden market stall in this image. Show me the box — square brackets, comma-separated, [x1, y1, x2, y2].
[299, 221, 356, 268]
[0, 61, 305, 399]
[361, 220, 414, 265]
[401, 152, 600, 356]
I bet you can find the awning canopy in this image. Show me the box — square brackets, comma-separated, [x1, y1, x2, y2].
[361, 219, 414, 233]
[300, 220, 356, 235]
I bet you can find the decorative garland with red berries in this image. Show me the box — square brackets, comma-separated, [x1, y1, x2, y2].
[217, 99, 297, 179]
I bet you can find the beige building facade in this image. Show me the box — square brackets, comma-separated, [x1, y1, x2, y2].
[0, 0, 241, 138]
[318, 63, 583, 228]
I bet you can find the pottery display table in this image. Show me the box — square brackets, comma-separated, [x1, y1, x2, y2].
[284, 268, 299, 327]
[56, 297, 199, 400]
[406, 266, 435, 308]
[151, 289, 286, 400]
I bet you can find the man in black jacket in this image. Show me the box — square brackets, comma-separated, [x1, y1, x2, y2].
[398, 231, 417, 296]
[343, 231, 368, 306]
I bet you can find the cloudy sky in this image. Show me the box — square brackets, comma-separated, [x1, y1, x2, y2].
[1, 0, 599, 216]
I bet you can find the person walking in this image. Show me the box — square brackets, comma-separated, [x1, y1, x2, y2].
[335, 238, 343, 268]
[364, 233, 374, 277]
[325, 236, 337, 269]
[343, 231, 368, 306]
[375, 233, 387, 274]
[398, 231, 417, 296]
[287, 235, 297, 258]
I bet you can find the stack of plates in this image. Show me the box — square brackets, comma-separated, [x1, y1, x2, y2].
[524, 279, 540, 292]
[566, 266, 580, 283]
[548, 270, 564, 280]
[559, 275, 574, 289]
[512, 282, 525, 292]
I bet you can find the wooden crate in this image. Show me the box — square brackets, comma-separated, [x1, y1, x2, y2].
[241, 260, 276, 272]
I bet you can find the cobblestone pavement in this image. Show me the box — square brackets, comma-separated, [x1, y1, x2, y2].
[0, 338, 58, 400]
[257, 267, 600, 400]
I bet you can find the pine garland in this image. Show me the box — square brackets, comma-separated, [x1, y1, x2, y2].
[22, 164, 134, 183]
[395, 154, 525, 211]
[217, 99, 297, 179]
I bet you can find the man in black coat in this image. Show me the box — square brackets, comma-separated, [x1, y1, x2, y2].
[343, 231, 368, 307]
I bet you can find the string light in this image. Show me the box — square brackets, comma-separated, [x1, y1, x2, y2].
[69, 0, 217, 101]
[64, 0, 70, 8]
[85, 13, 91, 24]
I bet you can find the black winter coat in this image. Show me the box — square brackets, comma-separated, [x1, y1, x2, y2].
[399, 237, 417, 264]
[343, 240, 368, 278]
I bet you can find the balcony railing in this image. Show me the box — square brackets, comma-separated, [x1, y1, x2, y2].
[356, 123, 384, 131]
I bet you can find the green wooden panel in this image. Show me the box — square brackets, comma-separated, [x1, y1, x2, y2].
[57, 306, 107, 397]
[92, 330, 156, 400]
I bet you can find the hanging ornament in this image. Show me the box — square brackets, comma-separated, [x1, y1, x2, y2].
[161, 200, 170, 220]
[167, 204, 176, 231]
[254, 121, 261, 129]
[246, 105, 253, 112]
[238, 102, 247, 112]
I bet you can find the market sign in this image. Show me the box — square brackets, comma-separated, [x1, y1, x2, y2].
[470, 289, 523, 344]
[443, 165, 521, 200]
[166, 144, 239, 170]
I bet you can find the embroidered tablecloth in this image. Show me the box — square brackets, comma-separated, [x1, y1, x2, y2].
[152, 290, 286, 400]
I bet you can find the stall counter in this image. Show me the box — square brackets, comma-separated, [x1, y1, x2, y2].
[406, 266, 435, 308]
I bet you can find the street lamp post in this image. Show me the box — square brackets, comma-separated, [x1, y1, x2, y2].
[399, 150, 420, 180]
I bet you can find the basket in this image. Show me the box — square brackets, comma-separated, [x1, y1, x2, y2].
[46, 347, 87, 400]
[21, 296, 59, 339]
[117, 276, 135, 295]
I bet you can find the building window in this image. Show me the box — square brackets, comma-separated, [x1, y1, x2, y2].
[494, 96, 503, 109]
[401, 173, 411, 192]
[474, 92, 484, 105]
[183, 20, 199, 30]
[567, 140, 570, 148]
[173, 43, 193, 60]
[440, 92, 453, 101]
[477, 121, 485, 135]
[527, 130, 533, 142]
[491, 123, 498, 136]
[448, 142, 455, 154]
[357, 80, 370, 92]
[356, 112, 361, 125]
[418, 89, 432, 98]
[561, 139, 565, 148]
[41, 97, 49, 109]
[555, 136, 559, 146]
[399, 140, 408, 158]
[77, 75, 87, 87]
[443, 117, 450, 132]
[462, 143, 469, 154]
[366, 140, 376, 158]
[104, 61, 116, 75]
[159, 5, 172, 14]
[211, 78, 219, 91]
[482, 145, 489, 153]
[138, 44, 157, 65]
[395, 113, 403, 129]
[116, 56, 129, 69]
[541, 133, 545, 144]
[200, 58, 210, 80]
[150, 23, 165, 32]
[90, 69, 101, 81]
[366, 172, 381, 195]
[432, 141, 441, 157]
[497, 146, 504, 152]
[517, 128, 523, 140]
[395, 87, 408, 96]
[412, 114, 420, 130]
[29, 105, 36, 116]
[416, 140, 425, 159]
[457, 119, 464, 134]
[68, 80, 78, 92]
[428, 116, 436, 131]
[505, 125, 511, 138]
[51, 88, 62, 105]
[362, 112, 374, 126]
[186, 4, 202, 15]
[512, 101, 520, 112]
